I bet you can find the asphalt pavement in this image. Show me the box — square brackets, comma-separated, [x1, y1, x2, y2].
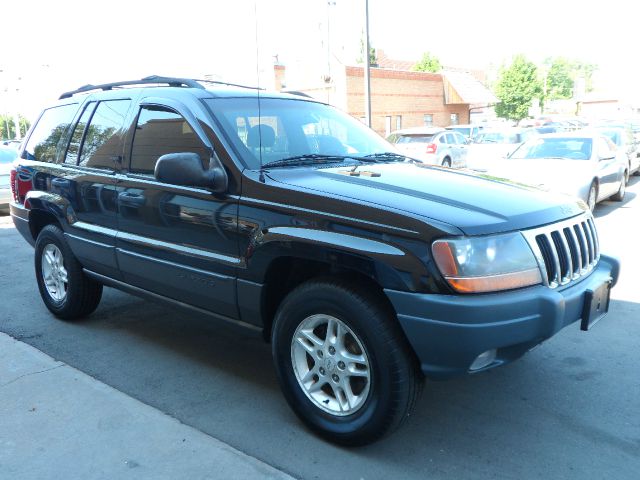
[1, 177, 639, 480]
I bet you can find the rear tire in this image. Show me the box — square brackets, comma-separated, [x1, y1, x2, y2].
[271, 279, 422, 446]
[35, 225, 103, 320]
[442, 157, 452, 168]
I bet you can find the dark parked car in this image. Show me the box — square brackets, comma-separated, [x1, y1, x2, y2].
[9, 76, 619, 445]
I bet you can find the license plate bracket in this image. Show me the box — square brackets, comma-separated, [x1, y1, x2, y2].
[580, 278, 612, 331]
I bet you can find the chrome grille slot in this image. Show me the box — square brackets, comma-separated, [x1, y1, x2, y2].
[522, 213, 600, 289]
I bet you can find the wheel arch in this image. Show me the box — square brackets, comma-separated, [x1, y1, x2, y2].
[245, 227, 431, 341]
[26, 191, 71, 241]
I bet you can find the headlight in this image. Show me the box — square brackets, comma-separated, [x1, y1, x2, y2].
[432, 232, 542, 293]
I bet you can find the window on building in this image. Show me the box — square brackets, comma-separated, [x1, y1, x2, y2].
[385, 116, 392, 137]
[395, 115, 402, 130]
[130, 106, 209, 175]
[450, 113, 459, 125]
[80, 100, 132, 169]
[423, 114, 433, 126]
[22, 103, 78, 163]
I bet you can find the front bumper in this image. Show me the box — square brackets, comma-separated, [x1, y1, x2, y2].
[385, 254, 620, 379]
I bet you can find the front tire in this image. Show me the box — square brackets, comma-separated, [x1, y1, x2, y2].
[272, 279, 422, 446]
[35, 225, 103, 320]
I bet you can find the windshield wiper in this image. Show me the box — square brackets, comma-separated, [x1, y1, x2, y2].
[261, 154, 354, 169]
[359, 152, 417, 163]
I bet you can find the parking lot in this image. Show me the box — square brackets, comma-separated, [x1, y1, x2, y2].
[1, 177, 639, 480]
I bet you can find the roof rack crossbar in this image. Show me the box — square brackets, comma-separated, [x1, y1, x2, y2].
[58, 75, 206, 99]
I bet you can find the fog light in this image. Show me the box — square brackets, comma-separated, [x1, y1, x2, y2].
[469, 349, 497, 371]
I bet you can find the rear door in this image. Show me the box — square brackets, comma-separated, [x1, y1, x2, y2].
[115, 100, 240, 318]
[62, 98, 133, 279]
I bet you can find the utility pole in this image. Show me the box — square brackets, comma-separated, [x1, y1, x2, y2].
[364, 0, 372, 128]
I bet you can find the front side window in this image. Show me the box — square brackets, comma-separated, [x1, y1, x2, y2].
[80, 99, 131, 169]
[130, 105, 209, 175]
[23, 103, 78, 163]
[206, 97, 393, 169]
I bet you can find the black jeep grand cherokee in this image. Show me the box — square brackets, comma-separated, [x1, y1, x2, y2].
[10, 76, 619, 445]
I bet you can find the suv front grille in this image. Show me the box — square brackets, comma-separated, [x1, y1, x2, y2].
[522, 213, 599, 288]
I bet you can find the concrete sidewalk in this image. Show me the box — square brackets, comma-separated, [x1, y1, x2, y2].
[0, 332, 294, 480]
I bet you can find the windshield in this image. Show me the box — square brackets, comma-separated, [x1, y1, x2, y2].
[205, 97, 393, 169]
[0, 148, 17, 164]
[509, 137, 593, 160]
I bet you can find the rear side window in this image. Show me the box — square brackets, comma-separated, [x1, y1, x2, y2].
[65, 102, 96, 165]
[23, 104, 78, 163]
[79, 99, 132, 169]
[130, 106, 209, 175]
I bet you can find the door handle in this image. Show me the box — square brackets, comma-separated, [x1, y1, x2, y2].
[51, 178, 70, 187]
[117, 192, 145, 207]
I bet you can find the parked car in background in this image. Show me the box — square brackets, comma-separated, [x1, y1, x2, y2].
[593, 126, 640, 178]
[445, 124, 484, 140]
[487, 133, 627, 211]
[465, 128, 538, 171]
[387, 127, 467, 167]
[0, 146, 18, 212]
[2, 139, 21, 150]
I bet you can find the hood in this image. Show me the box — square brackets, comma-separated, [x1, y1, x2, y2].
[266, 162, 586, 236]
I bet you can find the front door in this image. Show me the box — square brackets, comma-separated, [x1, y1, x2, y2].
[116, 103, 240, 319]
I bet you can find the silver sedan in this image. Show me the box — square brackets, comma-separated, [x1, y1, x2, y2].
[486, 133, 627, 211]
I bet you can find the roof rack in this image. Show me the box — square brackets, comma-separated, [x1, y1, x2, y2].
[58, 75, 262, 99]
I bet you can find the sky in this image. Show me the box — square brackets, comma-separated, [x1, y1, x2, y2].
[2, 0, 639, 121]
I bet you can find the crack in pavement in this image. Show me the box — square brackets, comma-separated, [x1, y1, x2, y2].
[1, 364, 65, 388]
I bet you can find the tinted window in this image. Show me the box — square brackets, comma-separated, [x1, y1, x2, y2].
[64, 102, 96, 165]
[23, 104, 78, 163]
[130, 106, 209, 175]
[80, 100, 131, 169]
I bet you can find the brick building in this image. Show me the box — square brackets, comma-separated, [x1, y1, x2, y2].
[274, 60, 496, 137]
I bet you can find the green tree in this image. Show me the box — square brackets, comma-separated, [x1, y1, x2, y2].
[413, 52, 441, 73]
[494, 55, 543, 122]
[544, 57, 574, 100]
[0, 114, 31, 139]
[543, 57, 598, 100]
[358, 36, 377, 66]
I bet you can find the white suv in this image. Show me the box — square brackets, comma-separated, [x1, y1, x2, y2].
[387, 127, 468, 168]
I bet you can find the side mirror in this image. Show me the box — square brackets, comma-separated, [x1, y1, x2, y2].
[154, 152, 228, 193]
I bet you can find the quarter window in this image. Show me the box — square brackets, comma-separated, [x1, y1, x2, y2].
[80, 99, 131, 169]
[130, 106, 209, 175]
[23, 104, 78, 163]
